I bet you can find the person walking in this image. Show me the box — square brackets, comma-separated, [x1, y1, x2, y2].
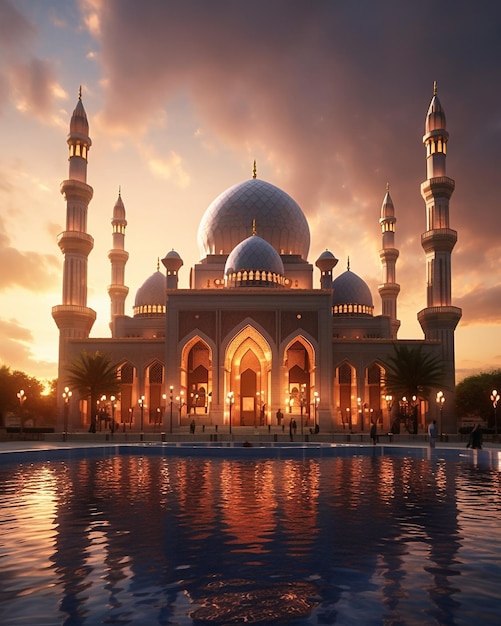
[428, 420, 437, 448]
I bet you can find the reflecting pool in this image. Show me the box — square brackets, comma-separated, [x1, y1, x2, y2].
[1, 447, 501, 624]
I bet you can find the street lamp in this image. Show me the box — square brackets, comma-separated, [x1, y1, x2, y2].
[314, 391, 319, 428]
[138, 395, 145, 431]
[169, 385, 174, 434]
[491, 389, 500, 438]
[227, 391, 234, 434]
[357, 397, 362, 430]
[436, 391, 445, 438]
[62, 386, 72, 438]
[110, 396, 117, 433]
[17, 389, 26, 434]
[385, 394, 393, 432]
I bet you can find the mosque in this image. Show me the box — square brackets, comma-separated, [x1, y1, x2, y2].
[52, 86, 461, 434]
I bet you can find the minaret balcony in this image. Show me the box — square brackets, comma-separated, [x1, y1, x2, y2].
[421, 176, 455, 200]
[57, 231, 94, 256]
[52, 304, 96, 334]
[417, 305, 462, 329]
[60, 179, 94, 202]
[421, 228, 457, 253]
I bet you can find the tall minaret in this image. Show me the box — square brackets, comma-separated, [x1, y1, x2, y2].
[378, 184, 400, 338]
[52, 89, 96, 381]
[417, 83, 462, 426]
[108, 189, 129, 336]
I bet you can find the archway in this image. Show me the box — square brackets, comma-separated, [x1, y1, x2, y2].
[225, 325, 272, 428]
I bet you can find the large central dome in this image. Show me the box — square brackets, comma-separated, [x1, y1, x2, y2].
[197, 178, 310, 259]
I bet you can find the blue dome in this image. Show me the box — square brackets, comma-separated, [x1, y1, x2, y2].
[332, 270, 373, 315]
[225, 235, 286, 288]
[197, 178, 310, 260]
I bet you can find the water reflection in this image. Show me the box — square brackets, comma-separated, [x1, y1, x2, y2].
[0, 454, 500, 624]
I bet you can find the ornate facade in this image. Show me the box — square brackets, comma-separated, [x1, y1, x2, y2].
[54, 86, 461, 433]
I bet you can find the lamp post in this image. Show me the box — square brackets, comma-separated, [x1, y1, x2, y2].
[138, 395, 145, 431]
[436, 391, 445, 438]
[17, 389, 26, 434]
[491, 389, 500, 438]
[169, 385, 174, 434]
[227, 391, 234, 434]
[346, 407, 351, 431]
[109, 396, 116, 433]
[314, 391, 319, 428]
[357, 397, 362, 431]
[385, 394, 393, 432]
[62, 386, 72, 439]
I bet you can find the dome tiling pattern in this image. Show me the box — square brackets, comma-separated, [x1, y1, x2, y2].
[332, 270, 374, 315]
[225, 235, 286, 288]
[134, 271, 166, 316]
[197, 178, 310, 260]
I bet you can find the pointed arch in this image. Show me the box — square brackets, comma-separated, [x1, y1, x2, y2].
[281, 335, 317, 423]
[180, 335, 213, 417]
[224, 324, 273, 426]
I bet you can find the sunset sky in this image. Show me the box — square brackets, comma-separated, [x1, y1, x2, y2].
[1, 0, 500, 384]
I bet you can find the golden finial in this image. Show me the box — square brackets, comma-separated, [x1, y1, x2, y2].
[252, 218, 257, 235]
[386, 182, 390, 192]
[157, 257, 160, 271]
[252, 160, 257, 179]
[118, 185, 121, 196]
[433, 80, 437, 96]
[347, 256, 350, 271]
[78, 85, 82, 100]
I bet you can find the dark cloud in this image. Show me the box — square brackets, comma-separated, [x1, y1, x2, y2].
[0, 0, 36, 51]
[87, 0, 501, 328]
[456, 284, 501, 326]
[0, 0, 59, 117]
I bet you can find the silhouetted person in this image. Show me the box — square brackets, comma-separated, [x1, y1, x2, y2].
[428, 420, 437, 448]
[468, 424, 482, 449]
[370, 421, 378, 445]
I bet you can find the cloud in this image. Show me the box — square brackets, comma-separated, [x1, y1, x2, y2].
[455, 284, 501, 326]
[0, 216, 60, 292]
[0, 0, 65, 119]
[0, 317, 56, 378]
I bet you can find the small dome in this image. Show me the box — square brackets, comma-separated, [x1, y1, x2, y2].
[133, 271, 166, 316]
[197, 178, 310, 259]
[162, 249, 183, 272]
[332, 269, 373, 315]
[315, 249, 338, 272]
[225, 235, 286, 288]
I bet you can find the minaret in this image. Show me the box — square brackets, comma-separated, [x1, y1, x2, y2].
[52, 89, 96, 377]
[108, 189, 129, 336]
[378, 184, 400, 338]
[417, 83, 462, 426]
[315, 250, 338, 289]
[162, 250, 184, 289]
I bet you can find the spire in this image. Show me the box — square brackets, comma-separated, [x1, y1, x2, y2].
[252, 160, 257, 179]
[108, 190, 129, 335]
[78, 85, 82, 100]
[378, 185, 400, 338]
[347, 257, 350, 271]
[418, 88, 461, 429]
[252, 218, 257, 235]
[433, 80, 437, 96]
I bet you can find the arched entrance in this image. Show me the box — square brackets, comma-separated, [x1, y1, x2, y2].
[284, 338, 316, 432]
[225, 325, 272, 428]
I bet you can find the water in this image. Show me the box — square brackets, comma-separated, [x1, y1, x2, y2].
[0, 448, 500, 625]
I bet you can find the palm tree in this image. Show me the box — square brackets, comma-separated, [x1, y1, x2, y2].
[381, 344, 446, 434]
[65, 351, 121, 433]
